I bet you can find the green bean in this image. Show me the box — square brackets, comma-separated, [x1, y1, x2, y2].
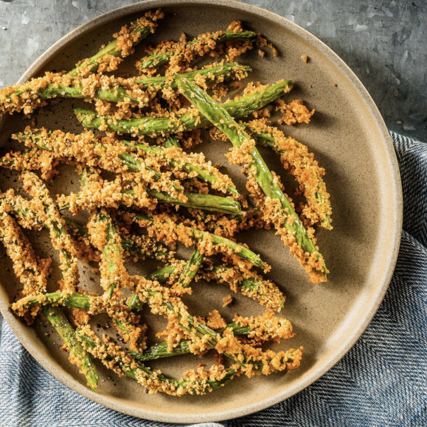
[69, 10, 163, 77]
[131, 211, 265, 269]
[43, 306, 99, 392]
[175, 75, 327, 283]
[77, 329, 236, 395]
[74, 80, 292, 135]
[139, 30, 257, 69]
[178, 248, 204, 287]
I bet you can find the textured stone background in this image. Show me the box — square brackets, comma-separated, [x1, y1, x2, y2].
[0, 0, 426, 332]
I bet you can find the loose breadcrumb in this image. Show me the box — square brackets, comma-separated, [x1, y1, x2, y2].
[222, 295, 233, 307]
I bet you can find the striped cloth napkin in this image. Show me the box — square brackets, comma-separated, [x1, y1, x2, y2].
[0, 131, 425, 426]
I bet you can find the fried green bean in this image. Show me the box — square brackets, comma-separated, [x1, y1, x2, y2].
[139, 30, 256, 69]
[175, 75, 327, 283]
[77, 327, 236, 396]
[74, 80, 292, 136]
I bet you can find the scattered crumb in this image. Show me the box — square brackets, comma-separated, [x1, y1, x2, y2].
[2, 27, 7, 31]
[222, 295, 233, 307]
[301, 55, 308, 63]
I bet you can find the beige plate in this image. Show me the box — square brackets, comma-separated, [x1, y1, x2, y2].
[0, 0, 402, 423]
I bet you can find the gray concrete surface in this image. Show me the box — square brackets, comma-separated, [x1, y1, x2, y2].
[0, 0, 426, 335]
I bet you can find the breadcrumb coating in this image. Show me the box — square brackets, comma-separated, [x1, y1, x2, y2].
[114, 10, 164, 59]
[73, 9, 164, 78]
[206, 310, 227, 330]
[247, 119, 332, 229]
[12, 291, 144, 351]
[15, 127, 237, 200]
[20, 171, 80, 292]
[0, 73, 160, 116]
[200, 264, 285, 312]
[0, 190, 45, 230]
[246, 174, 327, 283]
[139, 20, 255, 76]
[233, 310, 294, 343]
[87, 208, 129, 297]
[63, 219, 101, 264]
[128, 274, 302, 377]
[58, 174, 157, 215]
[221, 124, 327, 283]
[78, 325, 235, 396]
[0, 9, 164, 116]
[1, 147, 60, 179]
[129, 212, 266, 272]
[276, 99, 315, 125]
[0, 209, 51, 322]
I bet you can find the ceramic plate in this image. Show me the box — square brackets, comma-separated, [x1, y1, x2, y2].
[0, 0, 402, 423]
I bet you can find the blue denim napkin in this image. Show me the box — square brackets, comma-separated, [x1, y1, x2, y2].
[0, 131, 425, 427]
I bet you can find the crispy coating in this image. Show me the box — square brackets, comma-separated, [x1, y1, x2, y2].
[87, 208, 129, 297]
[222, 123, 327, 283]
[139, 20, 255, 76]
[0, 9, 164, 116]
[0, 73, 159, 116]
[206, 310, 227, 330]
[12, 291, 144, 351]
[1, 147, 60, 179]
[276, 99, 315, 125]
[0, 72, 54, 115]
[200, 264, 285, 312]
[129, 274, 302, 377]
[234, 310, 294, 343]
[0, 208, 51, 323]
[0, 190, 45, 231]
[246, 174, 327, 283]
[20, 171, 80, 292]
[74, 9, 164, 78]
[64, 219, 101, 264]
[16, 128, 237, 201]
[113, 10, 164, 59]
[130, 212, 263, 273]
[57, 174, 157, 215]
[78, 325, 235, 396]
[247, 119, 332, 229]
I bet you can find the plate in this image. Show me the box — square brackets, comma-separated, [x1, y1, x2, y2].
[0, 0, 402, 423]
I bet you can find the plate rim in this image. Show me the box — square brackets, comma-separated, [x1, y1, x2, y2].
[0, 0, 403, 423]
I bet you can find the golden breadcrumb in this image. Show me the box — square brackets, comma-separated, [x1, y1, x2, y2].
[276, 99, 315, 125]
[222, 295, 233, 307]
